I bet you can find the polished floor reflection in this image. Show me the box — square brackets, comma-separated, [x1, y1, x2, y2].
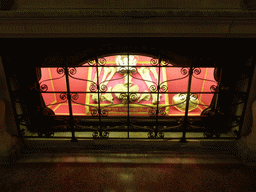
[1, 163, 255, 192]
[0, 140, 255, 192]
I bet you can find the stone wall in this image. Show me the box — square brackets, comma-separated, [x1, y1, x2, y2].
[0, 56, 17, 136]
[0, 56, 20, 165]
[236, 61, 256, 166]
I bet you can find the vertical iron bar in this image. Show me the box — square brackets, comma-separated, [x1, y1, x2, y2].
[237, 63, 256, 139]
[213, 68, 223, 112]
[210, 67, 223, 138]
[95, 57, 102, 137]
[127, 53, 130, 138]
[180, 67, 193, 143]
[64, 66, 78, 142]
[155, 56, 162, 138]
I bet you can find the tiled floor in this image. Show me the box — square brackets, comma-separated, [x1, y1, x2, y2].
[0, 139, 255, 192]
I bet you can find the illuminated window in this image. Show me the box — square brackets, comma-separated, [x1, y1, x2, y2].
[38, 54, 220, 139]
[40, 55, 217, 116]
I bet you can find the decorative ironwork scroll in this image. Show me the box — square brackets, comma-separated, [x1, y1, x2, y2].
[11, 54, 253, 141]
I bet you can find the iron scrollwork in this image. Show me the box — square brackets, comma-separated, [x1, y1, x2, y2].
[86, 58, 107, 66]
[149, 85, 157, 92]
[40, 84, 48, 92]
[90, 107, 109, 117]
[150, 58, 158, 66]
[210, 85, 217, 92]
[98, 58, 107, 66]
[101, 109, 109, 116]
[92, 131, 109, 138]
[89, 82, 98, 92]
[148, 108, 166, 117]
[150, 58, 172, 66]
[100, 84, 108, 92]
[84, 58, 106, 66]
[130, 67, 138, 75]
[59, 92, 80, 102]
[60, 93, 68, 101]
[181, 67, 190, 75]
[57, 67, 65, 74]
[39, 67, 66, 92]
[18, 55, 252, 140]
[91, 107, 99, 116]
[159, 84, 168, 93]
[68, 67, 77, 76]
[148, 131, 165, 138]
[193, 67, 201, 75]
[161, 59, 172, 66]
[71, 93, 79, 101]
[190, 67, 219, 92]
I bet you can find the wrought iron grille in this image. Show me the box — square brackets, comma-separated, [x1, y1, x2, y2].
[9, 54, 255, 142]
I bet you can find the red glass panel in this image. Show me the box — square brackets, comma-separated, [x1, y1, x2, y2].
[39, 56, 217, 117]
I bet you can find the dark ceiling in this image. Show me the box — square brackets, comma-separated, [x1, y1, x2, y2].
[1, 37, 254, 67]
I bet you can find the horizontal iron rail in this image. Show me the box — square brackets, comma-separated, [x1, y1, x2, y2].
[22, 136, 237, 140]
[39, 66, 216, 68]
[39, 91, 241, 94]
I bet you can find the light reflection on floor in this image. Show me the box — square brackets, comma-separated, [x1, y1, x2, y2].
[23, 131, 236, 139]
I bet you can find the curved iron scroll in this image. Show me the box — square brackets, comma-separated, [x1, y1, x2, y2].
[192, 67, 218, 92]
[39, 68, 65, 92]
[159, 68, 190, 90]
